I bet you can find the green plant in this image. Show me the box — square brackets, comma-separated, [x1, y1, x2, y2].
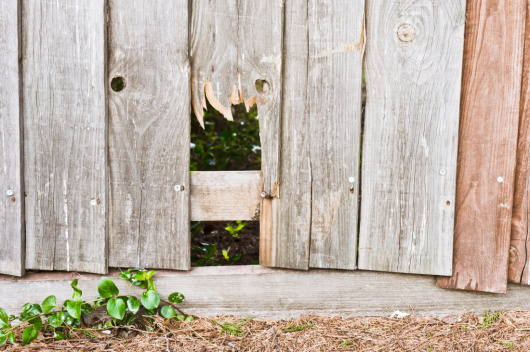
[213, 317, 254, 336]
[222, 249, 242, 264]
[282, 322, 313, 333]
[0, 269, 190, 346]
[192, 243, 218, 266]
[225, 220, 246, 238]
[480, 310, 502, 329]
[339, 340, 353, 348]
[498, 341, 515, 350]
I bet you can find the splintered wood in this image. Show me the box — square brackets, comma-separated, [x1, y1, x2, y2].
[359, 0, 466, 276]
[108, 0, 191, 270]
[437, 0, 525, 293]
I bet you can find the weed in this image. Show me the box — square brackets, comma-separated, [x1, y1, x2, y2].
[339, 340, 353, 348]
[480, 310, 502, 329]
[213, 317, 254, 336]
[498, 341, 515, 350]
[225, 221, 247, 238]
[282, 322, 313, 333]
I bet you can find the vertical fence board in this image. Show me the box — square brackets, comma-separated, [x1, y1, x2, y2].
[261, 0, 311, 269]
[108, 0, 190, 270]
[23, 0, 107, 273]
[0, 0, 24, 277]
[359, 0, 466, 275]
[509, 1, 530, 285]
[438, 0, 526, 292]
[307, 0, 364, 270]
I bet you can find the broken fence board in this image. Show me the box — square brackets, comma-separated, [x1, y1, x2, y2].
[261, 0, 311, 270]
[359, 0, 466, 275]
[308, 0, 364, 270]
[23, 0, 107, 273]
[0, 0, 24, 277]
[438, 0, 526, 292]
[509, 1, 530, 285]
[108, 0, 191, 270]
[190, 171, 261, 221]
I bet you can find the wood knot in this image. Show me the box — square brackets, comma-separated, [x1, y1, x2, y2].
[397, 24, 415, 42]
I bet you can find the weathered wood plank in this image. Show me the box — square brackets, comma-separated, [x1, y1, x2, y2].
[108, 0, 190, 270]
[509, 1, 530, 285]
[5, 267, 530, 318]
[190, 171, 261, 221]
[359, 0, 466, 276]
[0, 0, 24, 277]
[307, 0, 364, 269]
[23, 0, 107, 273]
[437, 0, 526, 293]
[260, 0, 311, 269]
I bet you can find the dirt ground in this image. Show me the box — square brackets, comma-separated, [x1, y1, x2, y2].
[3, 310, 530, 351]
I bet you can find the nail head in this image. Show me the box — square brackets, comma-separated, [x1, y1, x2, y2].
[261, 192, 268, 198]
[439, 169, 446, 176]
[6, 189, 13, 196]
[497, 177, 504, 183]
[349, 177, 355, 183]
[90, 199, 97, 206]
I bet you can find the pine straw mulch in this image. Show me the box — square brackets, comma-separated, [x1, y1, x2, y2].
[4, 310, 530, 351]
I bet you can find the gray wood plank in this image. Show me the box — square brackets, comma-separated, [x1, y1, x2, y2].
[358, 0, 466, 275]
[23, 0, 107, 273]
[308, 0, 364, 269]
[6, 267, 530, 319]
[0, 0, 25, 277]
[108, 0, 191, 270]
[261, 0, 311, 269]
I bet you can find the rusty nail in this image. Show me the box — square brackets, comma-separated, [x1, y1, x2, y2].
[11, 196, 16, 203]
[174, 185, 185, 192]
[97, 198, 101, 205]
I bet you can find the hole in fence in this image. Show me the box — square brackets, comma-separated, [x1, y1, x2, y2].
[255, 79, 269, 93]
[190, 99, 261, 267]
[446, 201, 451, 206]
[110, 76, 125, 92]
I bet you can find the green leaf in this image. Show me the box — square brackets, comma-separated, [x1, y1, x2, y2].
[81, 303, 94, 314]
[42, 296, 57, 314]
[161, 306, 176, 319]
[177, 314, 185, 321]
[7, 332, 15, 344]
[0, 331, 6, 346]
[0, 308, 8, 324]
[146, 270, 156, 280]
[107, 298, 126, 320]
[133, 272, 147, 282]
[141, 290, 160, 310]
[98, 277, 119, 298]
[22, 326, 38, 346]
[144, 308, 157, 316]
[119, 272, 130, 281]
[54, 331, 65, 340]
[48, 312, 65, 328]
[66, 300, 82, 320]
[185, 316, 194, 321]
[30, 316, 42, 331]
[222, 250, 229, 260]
[127, 297, 141, 314]
[168, 292, 185, 304]
[147, 278, 156, 291]
[71, 279, 82, 299]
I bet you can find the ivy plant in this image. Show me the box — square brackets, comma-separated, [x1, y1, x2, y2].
[0, 268, 191, 346]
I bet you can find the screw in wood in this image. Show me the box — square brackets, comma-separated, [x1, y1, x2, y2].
[174, 185, 184, 192]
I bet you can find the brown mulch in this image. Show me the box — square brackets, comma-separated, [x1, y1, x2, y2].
[3, 311, 530, 351]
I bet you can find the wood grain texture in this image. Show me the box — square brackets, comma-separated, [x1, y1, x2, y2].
[0, 0, 24, 277]
[261, 0, 311, 270]
[437, 0, 526, 293]
[509, 1, 530, 285]
[308, 0, 364, 269]
[108, 0, 190, 270]
[190, 0, 282, 198]
[190, 171, 261, 221]
[359, 0, 466, 275]
[5, 267, 530, 318]
[23, 0, 107, 273]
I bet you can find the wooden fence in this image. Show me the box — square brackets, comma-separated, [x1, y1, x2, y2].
[1, 0, 529, 299]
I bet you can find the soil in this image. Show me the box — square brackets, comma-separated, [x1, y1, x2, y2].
[3, 310, 530, 351]
[191, 221, 260, 266]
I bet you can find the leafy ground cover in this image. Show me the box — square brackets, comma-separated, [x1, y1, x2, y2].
[2, 310, 530, 351]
